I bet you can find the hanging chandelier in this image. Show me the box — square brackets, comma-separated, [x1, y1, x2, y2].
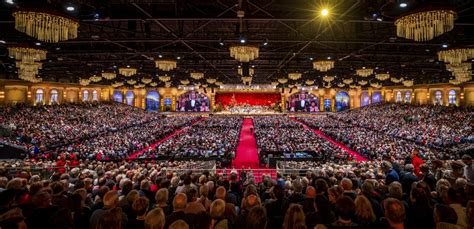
[391, 77, 402, 83]
[165, 82, 172, 88]
[449, 79, 462, 85]
[8, 46, 47, 63]
[241, 76, 253, 84]
[229, 45, 259, 62]
[446, 63, 471, 72]
[126, 79, 137, 85]
[206, 78, 217, 84]
[158, 75, 171, 82]
[375, 73, 390, 81]
[356, 68, 373, 77]
[141, 78, 152, 84]
[358, 80, 368, 86]
[155, 60, 177, 71]
[288, 73, 302, 80]
[402, 79, 414, 87]
[215, 81, 223, 86]
[371, 82, 382, 88]
[322, 75, 335, 82]
[190, 72, 204, 80]
[395, 8, 456, 42]
[16, 61, 42, 74]
[180, 79, 190, 85]
[79, 78, 90, 86]
[338, 83, 345, 88]
[313, 60, 335, 72]
[324, 83, 332, 89]
[89, 75, 102, 82]
[101, 72, 116, 80]
[12, 9, 79, 43]
[119, 68, 137, 77]
[238, 67, 254, 76]
[343, 78, 353, 84]
[278, 78, 288, 84]
[271, 81, 279, 86]
[305, 80, 315, 85]
[438, 48, 474, 64]
[134, 84, 145, 89]
[150, 82, 158, 87]
[349, 84, 357, 89]
[112, 82, 124, 87]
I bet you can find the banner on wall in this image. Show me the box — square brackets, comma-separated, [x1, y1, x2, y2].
[177, 91, 210, 112]
[286, 92, 319, 112]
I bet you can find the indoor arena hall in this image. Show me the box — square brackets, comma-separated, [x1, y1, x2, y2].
[0, 0, 474, 228]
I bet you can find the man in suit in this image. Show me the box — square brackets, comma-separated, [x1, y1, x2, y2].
[185, 92, 200, 111]
[295, 93, 309, 112]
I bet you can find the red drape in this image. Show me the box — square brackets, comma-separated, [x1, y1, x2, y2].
[215, 93, 281, 107]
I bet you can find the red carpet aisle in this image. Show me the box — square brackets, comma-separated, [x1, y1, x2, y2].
[229, 118, 276, 182]
[291, 118, 368, 162]
[128, 118, 204, 159]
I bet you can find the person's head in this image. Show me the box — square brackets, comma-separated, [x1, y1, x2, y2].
[246, 206, 267, 229]
[462, 154, 472, 166]
[31, 190, 52, 208]
[328, 186, 342, 204]
[97, 207, 123, 229]
[341, 178, 353, 191]
[210, 199, 226, 220]
[190, 92, 196, 100]
[335, 196, 355, 221]
[300, 93, 306, 100]
[155, 188, 168, 205]
[434, 204, 457, 225]
[405, 164, 414, 173]
[412, 149, 419, 157]
[173, 193, 187, 212]
[272, 184, 284, 200]
[283, 204, 306, 229]
[314, 179, 328, 194]
[215, 186, 226, 200]
[381, 161, 392, 173]
[383, 198, 405, 226]
[305, 186, 316, 199]
[354, 195, 376, 223]
[388, 182, 403, 199]
[199, 184, 209, 198]
[169, 220, 189, 229]
[133, 197, 149, 217]
[451, 161, 465, 175]
[243, 194, 260, 210]
[103, 190, 119, 208]
[145, 208, 165, 229]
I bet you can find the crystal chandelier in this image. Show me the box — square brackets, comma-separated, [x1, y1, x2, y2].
[313, 60, 335, 72]
[8, 46, 47, 62]
[190, 72, 204, 80]
[278, 78, 288, 84]
[165, 82, 172, 88]
[12, 9, 79, 43]
[358, 80, 368, 86]
[395, 8, 456, 42]
[370, 82, 382, 88]
[215, 81, 223, 86]
[343, 78, 353, 84]
[89, 75, 102, 82]
[150, 82, 158, 87]
[402, 79, 414, 87]
[305, 80, 315, 85]
[449, 79, 462, 85]
[322, 75, 335, 83]
[134, 84, 145, 89]
[229, 45, 259, 62]
[102, 72, 116, 80]
[349, 84, 357, 89]
[356, 68, 373, 77]
[112, 82, 124, 87]
[338, 83, 345, 88]
[288, 73, 302, 80]
[375, 73, 390, 81]
[438, 48, 474, 64]
[206, 78, 217, 84]
[79, 78, 90, 86]
[180, 79, 190, 85]
[126, 79, 137, 85]
[16, 61, 42, 74]
[141, 78, 152, 84]
[391, 77, 402, 83]
[158, 75, 171, 82]
[155, 60, 177, 71]
[271, 81, 279, 86]
[119, 68, 137, 77]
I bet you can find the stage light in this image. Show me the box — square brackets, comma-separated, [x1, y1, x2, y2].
[240, 38, 246, 44]
[376, 17, 383, 21]
[5, 0, 14, 4]
[442, 44, 448, 48]
[158, 54, 163, 58]
[66, 6, 75, 12]
[400, 3, 408, 8]
[321, 8, 329, 16]
[35, 42, 41, 46]
[263, 38, 268, 46]
[176, 56, 181, 60]
[309, 57, 313, 60]
[0, 40, 5, 44]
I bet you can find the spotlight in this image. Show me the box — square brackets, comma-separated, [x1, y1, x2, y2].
[158, 54, 163, 58]
[55, 47, 60, 50]
[321, 8, 329, 16]
[218, 39, 224, 46]
[0, 40, 5, 44]
[66, 6, 75, 12]
[240, 38, 246, 44]
[126, 65, 130, 68]
[176, 56, 181, 60]
[35, 42, 41, 46]
[309, 57, 313, 61]
[327, 56, 331, 60]
[5, 0, 14, 4]
[399, 3, 408, 8]
[442, 44, 448, 48]
[376, 17, 383, 22]
[263, 39, 268, 46]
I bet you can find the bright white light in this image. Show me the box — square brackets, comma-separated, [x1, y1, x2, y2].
[66, 6, 75, 11]
[327, 56, 331, 60]
[399, 3, 407, 8]
[35, 42, 41, 46]
[240, 39, 246, 44]
[176, 56, 181, 60]
[321, 9, 329, 16]
[442, 44, 448, 48]
[263, 42, 268, 46]
[158, 54, 163, 58]
[5, 0, 14, 4]
[0, 40, 5, 44]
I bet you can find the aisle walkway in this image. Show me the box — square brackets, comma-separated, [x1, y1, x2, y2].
[292, 118, 368, 162]
[128, 118, 204, 159]
[233, 118, 260, 169]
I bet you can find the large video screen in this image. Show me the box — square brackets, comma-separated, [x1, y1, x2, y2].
[286, 92, 319, 112]
[177, 91, 210, 112]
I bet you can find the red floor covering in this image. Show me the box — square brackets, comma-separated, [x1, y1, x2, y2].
[291, 118, 368, 162]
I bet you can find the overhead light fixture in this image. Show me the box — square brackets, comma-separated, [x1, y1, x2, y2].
[240, 38, 246, 44]
[66, 6, 75, 12]
[155, 59, 177, 71]
[176, 56, 181, 60]
[356, 68, 374, 77]
[229, 45, 259, 62]
[219, 39, 224, 46]
[158, 54, 163, 58]
[321, 8, 329, 16]
[263, 39, 268, 46]
[35, 42, 41, 46]
[313, 60, 335, 72]
[399, 3, 408, 8]
[0, 40, 6, 44]
[190, 72, 204, 80]
[5, 0, 14, 5]
[288, 72, 302, 80]
[119, 67, 137, 77]
[442, 44, 448, 48]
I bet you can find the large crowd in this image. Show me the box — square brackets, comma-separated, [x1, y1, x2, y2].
[253, 116, 353, 162]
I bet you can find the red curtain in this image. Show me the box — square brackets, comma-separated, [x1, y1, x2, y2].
[215, 93, 281, 107]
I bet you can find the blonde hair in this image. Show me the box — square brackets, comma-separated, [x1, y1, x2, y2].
[354, 195, 376, 223]
[283, 204, 306, 229]
[155, 188, 168, 205]
[145, 208, 165, 229]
